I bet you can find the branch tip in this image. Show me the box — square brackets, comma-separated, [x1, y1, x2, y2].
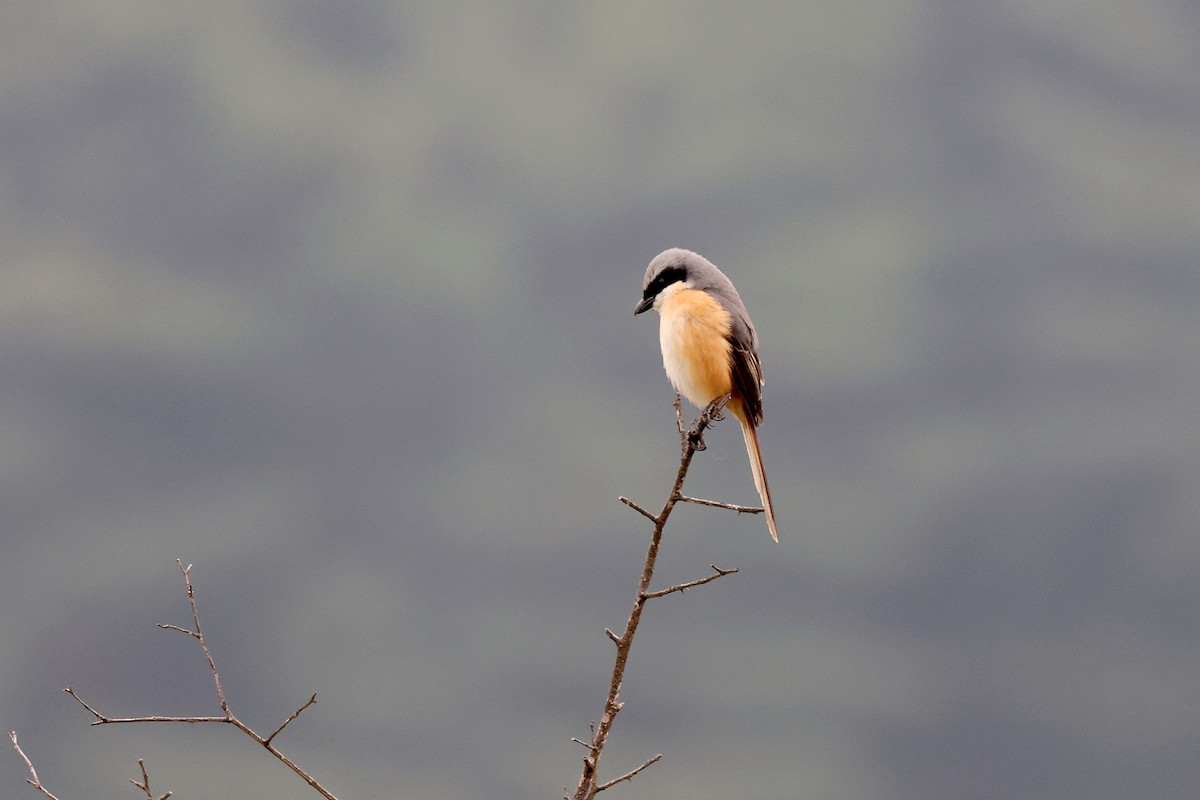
[618, 496, 657, 523]
[64, 686, 107, 721]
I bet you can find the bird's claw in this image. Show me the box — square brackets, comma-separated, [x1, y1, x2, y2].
[686, 394, 731, 451]
[697, 394, 731, 426]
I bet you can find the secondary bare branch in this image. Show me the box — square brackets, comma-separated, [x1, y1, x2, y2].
[641, 565, 739, 599]
[265, 694, 318, 746]
[677, 495, 764, 514]
[65, 561, 339, 800]
[595, 753, 663, 792]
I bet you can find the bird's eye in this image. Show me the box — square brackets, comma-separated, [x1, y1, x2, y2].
[656, 267, 686, 292]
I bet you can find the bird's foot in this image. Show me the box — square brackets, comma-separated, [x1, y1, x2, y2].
[700, 395, 729, 424]
[686, 394, 731, 451]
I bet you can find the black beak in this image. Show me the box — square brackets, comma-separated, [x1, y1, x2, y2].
[634, 296, 654, 315]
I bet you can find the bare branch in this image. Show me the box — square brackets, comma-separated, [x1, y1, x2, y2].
[596, 753, 663, 792]
[570, 400, 742, 799]
[66, 687, 227, 726]
[64, 562, 340, 800]
[87, 714, 230, 726]
[641, 565, 739, 599]
[173, 560, 230, 714]
[677, 495, 764, 514]
[9, 732, 63, 800]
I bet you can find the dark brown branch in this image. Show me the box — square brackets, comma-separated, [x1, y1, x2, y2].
[66, 561, 338, 800]
[570, 394, 742, 800]
[9, 732, 62, 800]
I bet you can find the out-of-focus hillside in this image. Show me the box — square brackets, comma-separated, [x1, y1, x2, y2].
[3, 3, 1199, 798]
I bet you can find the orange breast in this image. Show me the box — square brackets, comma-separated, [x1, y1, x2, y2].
[658, 288, 734, 408]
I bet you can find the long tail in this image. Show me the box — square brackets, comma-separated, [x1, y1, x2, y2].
[738, 416, 779, 542]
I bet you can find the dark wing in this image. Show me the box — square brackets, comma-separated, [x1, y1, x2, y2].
[728, 341, 764, 425]
[710, 290, 764, 424]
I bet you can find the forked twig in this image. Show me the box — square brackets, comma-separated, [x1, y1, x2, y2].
[130, 758, 172, 800]
[65, 561, 338, 800]
[569, 394, 742, 799]
[11, 730, 174, 800]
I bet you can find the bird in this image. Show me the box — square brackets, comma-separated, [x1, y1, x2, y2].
[634, 248, 778, 542]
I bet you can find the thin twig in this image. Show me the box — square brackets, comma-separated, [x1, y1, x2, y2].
[66, 561, 339, 800]
[677, 495, 764, 514]
[570, 395, 741, 800]
[155, 623, 199, 638]
[9, 731, 62, 800]
[129, 758, 172, 800]
[63, 687, 107, 720]
[596, 753, 663, 792]
[618, 496, 657, 523]
[66, 687, 227, 725]
[265, 694, 318, 746]
[176, 562, 229, 714]
[641, 565, 739, 599]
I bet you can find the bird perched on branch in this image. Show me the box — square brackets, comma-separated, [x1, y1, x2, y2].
[635, 248, 779, 542]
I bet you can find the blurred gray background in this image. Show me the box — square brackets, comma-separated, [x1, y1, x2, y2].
[3, 2, 1199, 798]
